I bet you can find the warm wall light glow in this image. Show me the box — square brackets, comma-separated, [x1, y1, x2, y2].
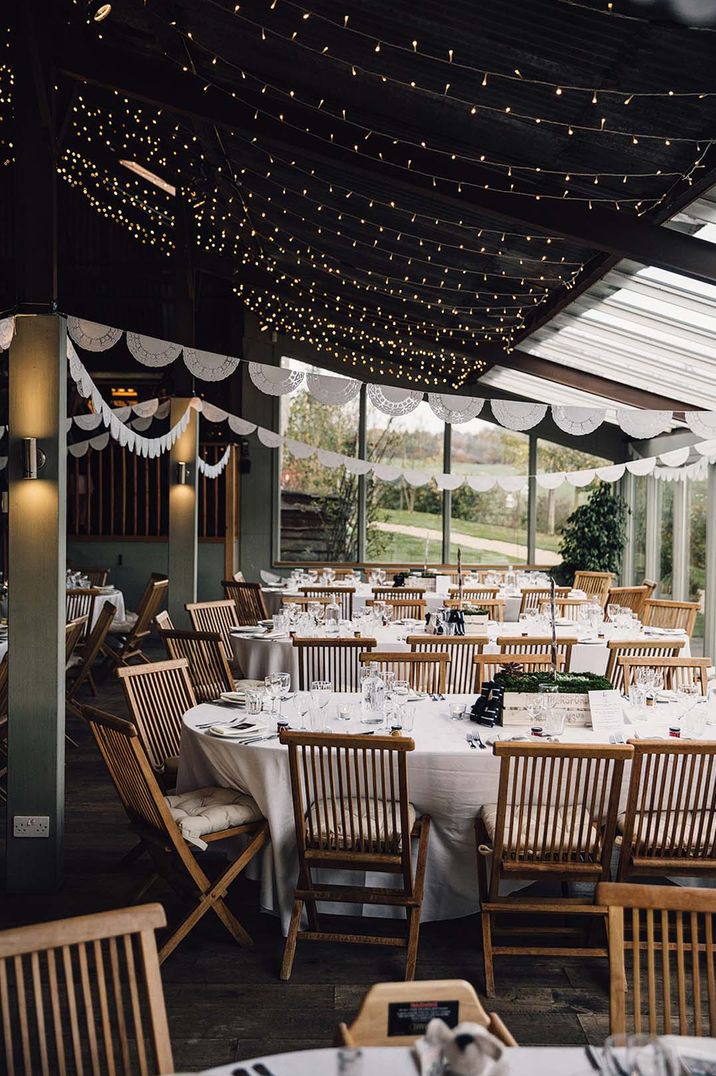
[118, 160, 176, 196]
[22, 438, 46, 481]
[177, 462, 189, 485]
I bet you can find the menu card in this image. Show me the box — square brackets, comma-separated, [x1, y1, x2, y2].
[588, 689, 624, 734]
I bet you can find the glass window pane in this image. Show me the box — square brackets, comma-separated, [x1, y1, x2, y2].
[449, 419, 529, 565]
[534, 439, 611, 569]
[688, 478, 706, 643]
[365, 400, 444, 564]
[279, 361, 359, 562]
[633, 477, 647, 584]
[660, 483, 674, 598]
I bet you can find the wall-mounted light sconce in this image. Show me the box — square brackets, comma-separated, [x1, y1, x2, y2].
[22, 438, 46, 480]
[177, 461, 190, 485]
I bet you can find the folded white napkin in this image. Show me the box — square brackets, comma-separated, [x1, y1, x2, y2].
[206, 722, 265, 739]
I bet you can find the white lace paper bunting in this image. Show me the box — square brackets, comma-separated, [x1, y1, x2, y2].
[256, 428, 284, 448]
[427, 393, 484, 425]
[201, 402, 229, 423]
[626, 458, 657, 476]
[285, 439, 315, 460]
[0, 316, 15, 351]
[73, 412, 103, 431]
[371, 462, 402, 481]
[367, 384, 422, 416]
[685, 412, 716, 440]
[551, 406, 605, 436]
[535, 472, 566, 490]
[616, 410, 672, 440]
[403, 469, 431, 487]
[467, 475, 497, 492]
[343, 457, 373, 476]
[184, 348, 240, 382]
[596, 463, 626, 482]
[68, 318, 122, 352]
[315, 449, 345, 468]
[490, 401, 547, 431]
[228, 416, 256, 435]
[132, 399, 159, 418]
[306, 372, 361, 406]
[659, 447, 690, 468]
[249, 363, 304, 396]
[126, 333, 182, 368]
[565, 469, 597, 487]
[131, 416, 154, 433]
[434, 473, 464, 491]
[198, 447, 231, 479]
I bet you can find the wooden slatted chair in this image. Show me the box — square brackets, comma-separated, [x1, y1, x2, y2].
[476, 741, 632, 995]
[282, 595, 331, 612]
[337, 980, 517, 1048]
[497, 635, 578, 672]
[519, 586, 570, 614]
[449, 586, 500, 601]
[71, 565, 110, 587]
[159, 628, 235, 703]
[641, 578, 658, 599]
[186, 599, 240, 662]
[116, 657, 196, 776]
[537, 597, 592, 617]
[573, 570, 614, 605]
[222, 579, 269, 625]
[606, 638, 685, 692]
[279, 730, 430, 981]
[66, 586, 100, 641]
[606, 585, 649, 618]
[598, 882, 716, 1037]
[293, 637, 377, 691]
[359, 651, 450, 694]
[83, 707, 268, 963]
[154, 609, 174, 632]
[615, 740, 716, 883]
[408, 636, 489, 693]
[619, 656, 711, 695]
[472, 653, 565, 690]
[105, 576, 169, 666]
[642, 598, 699, 636]
[445, 598, 505, 621]
[372, 587, 426, 602]
[65, 616, 88, 667]
[366, 597, 427, 621]
[66, 599, 116, 713]
[332, 568, 361, 579]
[300, 585, 355, 619]
[0, 902, 175, 1075]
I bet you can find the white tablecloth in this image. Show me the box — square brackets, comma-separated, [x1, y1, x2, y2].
[229, 621, 690, 684]
[203, 1041, 716, 1076]
[90, 588, 125, 630]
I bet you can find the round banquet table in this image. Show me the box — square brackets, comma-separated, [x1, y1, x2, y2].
[201, 1039, 716, 1076]
[261, 583, 448, 619]
[89, 587, 125, 630]
[229, 621, 691, 685]
[177, 689, 716, 935]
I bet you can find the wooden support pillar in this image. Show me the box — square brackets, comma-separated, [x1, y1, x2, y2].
[644, 476, 662, 585]
[704, 465, 716, 663]
[6, 316, 67, 892]
[672, 479, 690, 601]
[168, 398, 198, 626]
[442, 423, 452, 564]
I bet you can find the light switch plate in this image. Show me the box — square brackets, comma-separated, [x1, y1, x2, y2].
[13, 815, 50, 838]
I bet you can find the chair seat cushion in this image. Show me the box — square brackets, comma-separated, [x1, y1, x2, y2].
[166, 786, 263, 841]
[479, 802, 599, 856]
[306, 798, 415, 850]
[617, 810, 716, 855]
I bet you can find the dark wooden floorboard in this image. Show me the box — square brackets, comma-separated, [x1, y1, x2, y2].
[0, 643, 611, 1068]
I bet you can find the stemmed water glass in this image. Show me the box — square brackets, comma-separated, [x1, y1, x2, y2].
[293, 690, 311, 730]
[264, 673, 283, 718]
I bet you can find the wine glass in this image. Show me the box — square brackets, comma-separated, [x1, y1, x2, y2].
[264, 673, 283, 718]
[277, 672, 292, 716]
[293, 691, 311, 730]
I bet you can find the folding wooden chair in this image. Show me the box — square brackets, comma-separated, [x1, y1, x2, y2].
[158, 628, 235, 703]
[606, 585, 649, 618]
[359, 651, 450, 694]
[300, 585, 355, 619]
[186, 599, 240, 662]
[66, 599, 116, 713]
[65, 616, 88, 667]
[445, 598, 505, 621]
[279, 730, 430, 980]
[598, 881, 716, 1036]
[222, 579, 269, 624]
[449, 586, 499, 601]
[293, 637, 377, 691]
[476, 741, 631, 994]
[616, 739, 716, 883]
[83, 707, 268, 963]
[497, 635, 578, 672]
[282, 595, 331, 613]
[366, 597, 427, 621]
[519, 586, 570, 614]
[642, 598, 699, 636]
[116, 657, 196, 775]
[537, 597, 592, 617]
[0, 902, 175, 1074]
[66, 586, 100, 642]
[372, 588, 426, 602]
[573, 570, 613, 606]
[605, 638, 685, 692]
[337, 979, 517, 1047]
[71, 565, 110, 586]
[105, 576, 169, 666]
[472, 652, 564, 690]
[408, 636, 488, 693]
[619, 656, 711, 695]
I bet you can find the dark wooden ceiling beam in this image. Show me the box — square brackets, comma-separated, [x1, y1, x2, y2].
[54, 31, 716, 288]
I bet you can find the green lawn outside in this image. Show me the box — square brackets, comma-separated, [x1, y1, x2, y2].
[375, 508, 562, 554]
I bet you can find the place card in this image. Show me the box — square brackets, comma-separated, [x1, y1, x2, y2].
[589, 689, 624, 734]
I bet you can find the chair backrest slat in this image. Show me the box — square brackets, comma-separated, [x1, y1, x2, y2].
[0, 902, 174, 1076]
[598, 881, 716, 1037]
[619, 657, 710, 695]
[221, 580, 269, 625]
[573, 571, 613, 605]
[117, 658, 196, 769]
[642, 599, 699, 636]
[408, 636, 488, 693]
[293, 637, 377, 691]
[607, 586, 649, 617]
[66, 589, 100, 641]
[519, 587, 569, 614]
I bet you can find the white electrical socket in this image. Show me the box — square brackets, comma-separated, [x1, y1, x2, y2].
[13, 815, 50, 838]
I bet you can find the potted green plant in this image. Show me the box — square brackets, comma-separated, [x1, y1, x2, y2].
[493, 668, 613, 727]
[555, 482, 629, 586]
